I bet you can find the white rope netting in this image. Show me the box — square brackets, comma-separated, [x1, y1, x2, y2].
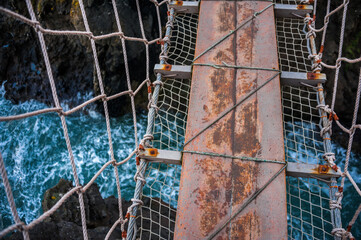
[0, 0, 173, 239]
[278, 0, 361, 239]
[282, 85, 334, 239]
[276, 18, 312, 72]
[138, 13, 198, 240]
[1, 0, 360, 239]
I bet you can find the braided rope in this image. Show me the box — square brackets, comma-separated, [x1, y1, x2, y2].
[0, 0, 167, 239]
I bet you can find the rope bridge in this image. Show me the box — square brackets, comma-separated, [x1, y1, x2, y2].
[0, 0, 360, 240]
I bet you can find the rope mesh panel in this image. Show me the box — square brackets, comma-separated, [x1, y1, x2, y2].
[275, 0, 300, 4]
[138, 13, 198, 239]
[282, 86, 334, 239]
[276, 18, 312, 72]
[276, 9, 335, 240]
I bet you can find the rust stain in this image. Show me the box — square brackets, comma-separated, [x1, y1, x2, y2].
[230, 211, 260, 240]
[232, 161, 257, 206]
[234, 101, 260, 157]
[217, 2, 235, 33]
[312, 164, 331, 174]
[307, 72, 322, 80]
[192, 158, 232, 236]
[237, 20, 254, 62]
[297, 4, 307, 9]
[213, 51, 233, 64]
[146, 148, 159, 157]
[208, 116, 232, 149]
[210, 68, 234, 115]
[174, 0, 183, 6]
[238, 70, 257, 95]
[161, 64, 172, 71]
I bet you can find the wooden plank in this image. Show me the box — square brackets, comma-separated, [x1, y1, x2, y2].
[174, 2, 287, 239]
[286, 162, 341, 179]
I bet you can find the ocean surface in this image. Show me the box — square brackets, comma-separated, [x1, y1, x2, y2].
[0, 83, 360, 238]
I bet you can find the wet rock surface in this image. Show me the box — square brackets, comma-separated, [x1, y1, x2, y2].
[0, 0, 164, 116]
[1, 0, 360, 151]
[8, 179, 175, 239]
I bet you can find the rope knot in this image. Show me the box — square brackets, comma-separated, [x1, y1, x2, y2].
[162, 36, 171, 44]
[329, 199, 342, 210]
[152, 80, 163, 88]
[147, 101, 159, 113]
[331, 228, 354, 239]
[128, 90, 135, 97]
[316, 104, 331, 114]
[16, 222, 26, 231]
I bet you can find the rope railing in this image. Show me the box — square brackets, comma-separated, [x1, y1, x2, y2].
[300, 0, 361, 238]
[0, 0, 171, 239]
[1, 0, 361, 239]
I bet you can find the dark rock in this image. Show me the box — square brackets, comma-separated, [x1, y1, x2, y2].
[8, 222, 61, 240]
[42, 178, 109, 228]
[8, 221, 123, 240]
[316, 1, 361, 153]
[0, 0, 165, 116]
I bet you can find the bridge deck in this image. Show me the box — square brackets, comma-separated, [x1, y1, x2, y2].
[175, 1, 287, 239]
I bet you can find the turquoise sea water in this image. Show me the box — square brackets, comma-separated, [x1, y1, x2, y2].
[0, 83, 360, 238]
[0, 83, 148, 229]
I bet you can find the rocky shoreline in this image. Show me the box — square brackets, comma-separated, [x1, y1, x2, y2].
[1, 0, 360, 152]
[8, 179, 175, 240]
[0, 0, 164, 117]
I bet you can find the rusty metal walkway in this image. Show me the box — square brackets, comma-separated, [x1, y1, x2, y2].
[175, 1, 287, 239]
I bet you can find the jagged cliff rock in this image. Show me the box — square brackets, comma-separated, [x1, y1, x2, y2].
[8, 179, 176, 239]
[0, 0, 360, 151]
[0, 0, 164, 116]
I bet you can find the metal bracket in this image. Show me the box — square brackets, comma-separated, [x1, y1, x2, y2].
[154, 64, 192, 79]
[274, 4, 313, 18]
[281, 71, 326, 87]
[286, 162, 341, 179]
[169, 1, 199, 14]
[139, 148, 182, 165]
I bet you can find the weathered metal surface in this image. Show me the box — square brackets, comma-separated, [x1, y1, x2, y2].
[154, 64, 192, 79]
[281, 71, 326, 86]
[175, 2, 287, 240]
[169, 1, 199, 14]
[286, 162, 341, 179]
[139, 149, 182, 165]
[274, 4, 313, 18]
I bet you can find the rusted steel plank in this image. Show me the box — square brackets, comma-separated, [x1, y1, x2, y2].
[286, 162, 341, 179]
[174, 1, 287, 239]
